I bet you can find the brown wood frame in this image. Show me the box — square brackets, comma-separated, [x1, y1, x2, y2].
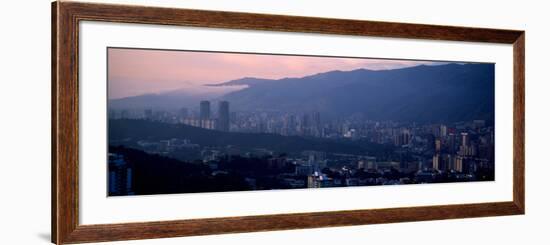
[52, 1, 525, 244]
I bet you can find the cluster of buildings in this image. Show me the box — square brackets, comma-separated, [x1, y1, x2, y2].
[109, 100, 231, 132]
[180, 101, 230, 131]
[136, 138, 199, 155]
[108, 153, 134, 196]
[230, 111, 323, 137]
[109, 101, 494, 190]
[200, 118, 492, 187]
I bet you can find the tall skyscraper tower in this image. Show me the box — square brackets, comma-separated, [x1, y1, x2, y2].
[461, 132, 469, 147]
[312, 111, 321, 136]
[432, 154, 441, 170]
[200, 101, 211, 120]
[218, 101, 230, 132]
[440, 125, 448, 137]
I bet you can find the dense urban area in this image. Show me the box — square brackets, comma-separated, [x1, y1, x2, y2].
[108, 100, 494, 196]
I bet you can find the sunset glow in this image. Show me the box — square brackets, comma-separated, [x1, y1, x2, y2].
[108, 48, 441, 99]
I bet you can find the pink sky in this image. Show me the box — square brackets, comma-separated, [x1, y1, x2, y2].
[108, 48, 442, 99]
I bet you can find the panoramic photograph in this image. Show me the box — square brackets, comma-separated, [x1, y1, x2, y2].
[107, 47, 495, 196]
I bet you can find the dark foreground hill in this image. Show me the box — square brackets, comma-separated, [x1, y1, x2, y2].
[109, 119, 393, 156]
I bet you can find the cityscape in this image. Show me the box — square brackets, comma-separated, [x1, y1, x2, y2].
[107, 48, 495, 196]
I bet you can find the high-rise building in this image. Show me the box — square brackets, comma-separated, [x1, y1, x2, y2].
[440, 125, 448, 137]
[200, 101, 210, 120]
[287, 114, 297, 135]
[312, 111, 321, 136]
[394, 129, 411, 146]
[307, 175, 320, 188]
[459, 132, 477, 156]
[108, 153, 133, 196]
[432, 154, 441, 170]
[202, 119, 216, 130]
[448, 133, 456, 154]
[301, 113, 311, 135]
[461, 132, 469, 147]
[454, 156, 464, 172]
[357, 160, 366, 170]
[435, 138, 442, 152]
[443, 154, 453, 171]
[217, 101, 230, 132]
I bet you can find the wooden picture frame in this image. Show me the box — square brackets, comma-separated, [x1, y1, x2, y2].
[52, 1, 525, 244]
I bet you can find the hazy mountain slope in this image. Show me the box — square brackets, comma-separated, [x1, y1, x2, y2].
[220, 63, 494, 122]
[109, 85, 246, 110]
[109, 63, 494, 123]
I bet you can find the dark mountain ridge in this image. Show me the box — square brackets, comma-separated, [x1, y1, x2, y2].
[220, 63, 494, 123]
[109, 63, 494, 123]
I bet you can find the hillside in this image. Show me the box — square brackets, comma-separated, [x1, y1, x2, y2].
[109, 119, 393, 156]
[109, 63, 495, 123]
[220, 63, 495, 123]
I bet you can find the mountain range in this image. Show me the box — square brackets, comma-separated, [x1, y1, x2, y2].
[109, 63, 494, 123]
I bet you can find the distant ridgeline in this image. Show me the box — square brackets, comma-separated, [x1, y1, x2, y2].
[109, 63, 494, 123]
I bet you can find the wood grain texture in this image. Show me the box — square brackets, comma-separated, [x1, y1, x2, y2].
[64, 202, 521, 244]
[51, 1, 525, 244]
[51, 2, 58, 243]
[60, 1, 523, 43]
[513, 33, 525, 213]
[53, 1, 80, 244]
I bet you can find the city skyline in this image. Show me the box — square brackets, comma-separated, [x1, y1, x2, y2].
[108, 48, 447, 99]
[107, 48, 494, 196]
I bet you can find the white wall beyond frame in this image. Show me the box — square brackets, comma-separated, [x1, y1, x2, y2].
[79, 20, 514, 225]
[3, 0, 550, 245]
